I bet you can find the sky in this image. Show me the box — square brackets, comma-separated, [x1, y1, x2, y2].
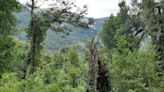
[18, 0, 131, 18]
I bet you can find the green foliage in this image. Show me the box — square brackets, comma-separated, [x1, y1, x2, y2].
[25, 0, 94, 73]
[0, 73, 23, 92]
[26, 14, 48, 60]
[0, 0, 20, 75]
[0, 46, 89, 92]
[1, 0, 164, 92]
[100, 1, 138, 51]
[104, 37, 164, 92]
[100, 1, 164, 91]
[100, 15, 119, 49]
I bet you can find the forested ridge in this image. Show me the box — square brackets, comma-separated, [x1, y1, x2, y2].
[14, 7, 106, 50]
[0, 0, 164, 92]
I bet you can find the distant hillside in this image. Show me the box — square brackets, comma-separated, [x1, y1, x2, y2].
[14, 7, 106, 50]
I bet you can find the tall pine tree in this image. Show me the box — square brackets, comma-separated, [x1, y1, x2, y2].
[25, 0, 94, 73]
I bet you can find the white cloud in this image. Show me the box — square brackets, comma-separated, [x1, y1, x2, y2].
[18, 0, 131, 18]
[80, 0, 120, 18]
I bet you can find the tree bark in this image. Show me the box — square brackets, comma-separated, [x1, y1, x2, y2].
[30, 0, 36, 73]
[89, 37, 99, 92]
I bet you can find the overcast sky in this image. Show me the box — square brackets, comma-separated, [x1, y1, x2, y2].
[18, 0, 131, 18]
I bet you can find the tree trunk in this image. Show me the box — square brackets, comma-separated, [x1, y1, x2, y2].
[88, 37, 99, 92]
[87, 37, 111, 92]
[30, 0, 36, 73]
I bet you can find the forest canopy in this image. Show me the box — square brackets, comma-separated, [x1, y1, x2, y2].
[0, 0, 164, 92]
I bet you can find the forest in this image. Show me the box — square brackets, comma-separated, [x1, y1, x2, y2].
[0, 0, 164, 92]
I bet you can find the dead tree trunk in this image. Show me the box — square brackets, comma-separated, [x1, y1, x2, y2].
[97, 62, 111, 92]
[87, 36, 111, 92]
[88, 36, 99, 92]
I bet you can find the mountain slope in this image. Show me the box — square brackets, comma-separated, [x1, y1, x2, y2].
[14, 7, 106, 50]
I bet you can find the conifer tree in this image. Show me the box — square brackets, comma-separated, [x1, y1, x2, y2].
[25, 0, 94, 73]
[100, 0, 164, 91]
[100, 0, 138, 51]
[135, 0, 164, 71]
